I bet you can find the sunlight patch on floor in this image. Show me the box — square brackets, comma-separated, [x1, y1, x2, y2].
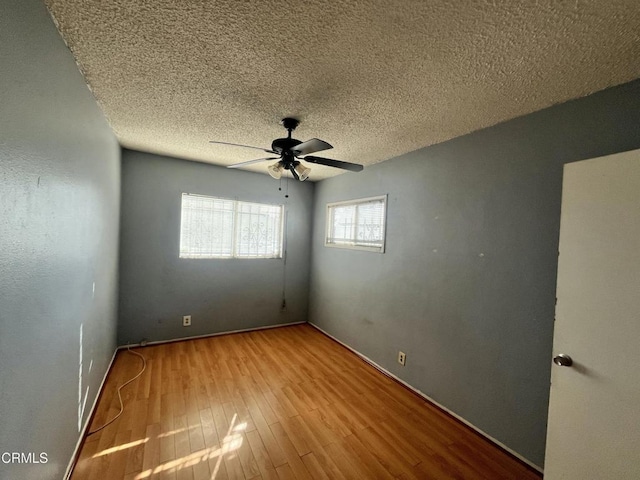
[133, 413, 245, 480]
[157, 426, 192, 438]
[92, 438, 149, 458]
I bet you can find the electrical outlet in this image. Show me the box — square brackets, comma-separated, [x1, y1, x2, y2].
[183, 315, 191, 327]
[398, 351, 406, 366]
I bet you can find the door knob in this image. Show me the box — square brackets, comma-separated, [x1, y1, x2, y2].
[553, 354, 573, 367]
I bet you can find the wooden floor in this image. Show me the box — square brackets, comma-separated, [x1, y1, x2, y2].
[72, 324, 541, 479]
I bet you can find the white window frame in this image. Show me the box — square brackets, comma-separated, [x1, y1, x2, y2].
[179, 193, 285, 259]
[325, 194, 387, 253]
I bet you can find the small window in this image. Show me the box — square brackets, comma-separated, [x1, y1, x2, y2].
[325, 195, 387, 252]
[180, 193, 284, 259]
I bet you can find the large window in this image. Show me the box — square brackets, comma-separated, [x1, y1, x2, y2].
[179, 193, 284, 259]
[325, 195, 387, 252]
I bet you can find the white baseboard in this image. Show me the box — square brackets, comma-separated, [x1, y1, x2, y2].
[64, 347, 118, 480]
[309, 322, 543, 474]
[118, 321, 307, 349]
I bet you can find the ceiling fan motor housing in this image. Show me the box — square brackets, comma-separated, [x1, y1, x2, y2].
[271, 137, 302, 155]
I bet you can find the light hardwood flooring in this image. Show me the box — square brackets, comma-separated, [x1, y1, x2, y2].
[71, 324, 541, 479]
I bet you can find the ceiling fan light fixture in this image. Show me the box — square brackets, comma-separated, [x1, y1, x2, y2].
[267, 162, 284, 179]
[294, 163, 311, 181]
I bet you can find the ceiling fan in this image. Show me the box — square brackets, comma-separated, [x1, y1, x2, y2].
[209, 118, 364, 181]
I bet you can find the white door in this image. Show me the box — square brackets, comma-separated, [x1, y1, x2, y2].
[544, 149, 640, 479]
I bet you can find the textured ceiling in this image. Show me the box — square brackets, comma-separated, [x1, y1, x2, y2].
[44, 0, 640, 181]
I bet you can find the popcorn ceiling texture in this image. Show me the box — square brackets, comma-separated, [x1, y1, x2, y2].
[44, 0, 640, 180]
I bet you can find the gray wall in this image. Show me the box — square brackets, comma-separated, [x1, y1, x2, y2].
[309, 79, 640, 468]
[0, 1, 121, 479]
[118, 150, 314, 344]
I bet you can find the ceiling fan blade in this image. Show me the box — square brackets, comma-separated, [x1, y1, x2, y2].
[302, 156, 364, 172]
[209, 140, 277, 154]
[227, 157, 279, 169]
[291, 138, 333, 156]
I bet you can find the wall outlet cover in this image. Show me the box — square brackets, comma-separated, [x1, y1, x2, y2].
[398, 351, 406, 366]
